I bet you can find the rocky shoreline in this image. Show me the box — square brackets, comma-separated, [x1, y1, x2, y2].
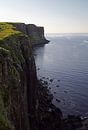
[37, 78, 88, 130]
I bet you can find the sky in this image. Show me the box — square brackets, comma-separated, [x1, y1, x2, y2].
[0, 0, 88, 33]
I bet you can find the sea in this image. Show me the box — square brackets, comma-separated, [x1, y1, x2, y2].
[33, 33, 88, 117]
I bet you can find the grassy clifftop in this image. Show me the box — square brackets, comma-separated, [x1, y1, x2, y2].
[0, 22, 49, 45]
[0, 22, 23, 40]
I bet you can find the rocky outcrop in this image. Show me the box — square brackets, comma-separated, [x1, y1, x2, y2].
[12, 23, 49, 45]
[27, 24, 49, 45]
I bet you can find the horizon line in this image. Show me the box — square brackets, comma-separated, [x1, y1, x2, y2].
[46, 32, 88, 34]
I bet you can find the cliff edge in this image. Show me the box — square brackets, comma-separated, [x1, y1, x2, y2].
[12, 23, 49, 45]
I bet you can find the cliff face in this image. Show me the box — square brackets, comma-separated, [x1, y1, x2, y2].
[0, 23, 37, 130]
[12, 23, 49, 45]
[1, 22, 83, 130]
[0, 22, 63, 130]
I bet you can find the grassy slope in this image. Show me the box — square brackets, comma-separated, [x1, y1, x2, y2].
[0, 22, 22, 40]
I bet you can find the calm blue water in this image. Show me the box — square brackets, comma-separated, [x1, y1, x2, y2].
[33, 33, 88, 116]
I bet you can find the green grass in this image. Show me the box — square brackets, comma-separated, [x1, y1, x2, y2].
[0, 22, 22, 40]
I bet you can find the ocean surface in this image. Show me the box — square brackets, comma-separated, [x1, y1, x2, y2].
[33, 33, 88, 117]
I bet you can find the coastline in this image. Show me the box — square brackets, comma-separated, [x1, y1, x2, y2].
[33, 39, 88, 130]
[0, 22, 88, 130]
[37, 77, 88, 130]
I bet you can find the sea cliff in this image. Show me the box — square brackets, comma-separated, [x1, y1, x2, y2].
[12, 23, 49, 45]
[0, 22, 61, 130]
[0, 22, 38, 130]
[0, 22, 85, 130]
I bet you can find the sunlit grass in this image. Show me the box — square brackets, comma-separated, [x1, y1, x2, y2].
[0, 22, 22, 40]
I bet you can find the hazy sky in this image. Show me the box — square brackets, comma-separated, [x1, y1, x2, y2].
[0, 0, 88, 33]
